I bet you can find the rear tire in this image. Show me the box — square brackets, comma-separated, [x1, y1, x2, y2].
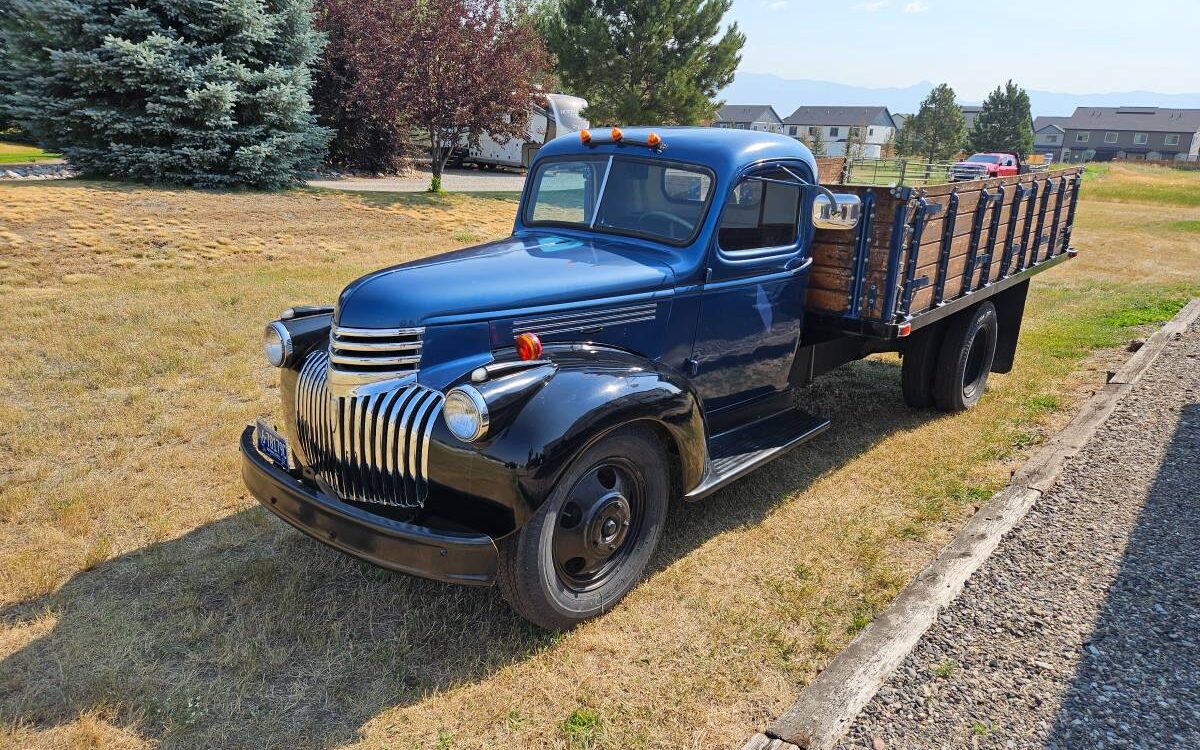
[497, 427, 669, 630]
[901, 322, 942, 409]
[932, 302, 999, 412]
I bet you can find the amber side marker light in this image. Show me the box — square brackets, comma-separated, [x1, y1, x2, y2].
[610, 127, 624, 142]
[898, 323, 912, 337]
[515, 332, 543, 361]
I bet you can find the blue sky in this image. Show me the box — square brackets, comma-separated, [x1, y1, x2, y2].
[726, 0, 1200, 98]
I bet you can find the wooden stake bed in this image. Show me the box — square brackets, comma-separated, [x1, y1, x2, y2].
[807, 166, 1084, 338]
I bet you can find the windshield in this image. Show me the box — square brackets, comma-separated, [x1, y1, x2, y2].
[524, 156, 714, 245]
[967, 154, 1001, 163]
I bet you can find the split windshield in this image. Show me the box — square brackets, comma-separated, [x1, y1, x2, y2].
[524, 156, 714, 245]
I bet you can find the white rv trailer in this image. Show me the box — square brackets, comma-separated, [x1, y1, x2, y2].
[457, 94, 589, 170]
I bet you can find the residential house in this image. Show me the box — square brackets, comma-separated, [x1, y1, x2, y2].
[960, 105, 983, 132]
[782, 106, 898, 158]
[1033, 116, 1071, 161]
[1059, 107, 1200, 162]
[712, 104, 784, 133]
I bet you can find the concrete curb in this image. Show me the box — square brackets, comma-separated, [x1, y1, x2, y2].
[742, 298, 1200, 750]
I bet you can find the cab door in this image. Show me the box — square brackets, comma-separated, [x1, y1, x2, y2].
[689, 162, 812, 416]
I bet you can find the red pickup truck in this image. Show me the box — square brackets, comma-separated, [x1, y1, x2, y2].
[950, 152, 1024, 181]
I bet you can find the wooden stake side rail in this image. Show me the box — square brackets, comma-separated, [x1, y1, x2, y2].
[808, 167, 1084, 333]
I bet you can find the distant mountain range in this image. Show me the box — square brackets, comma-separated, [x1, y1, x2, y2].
[721, 72, 1200, 118]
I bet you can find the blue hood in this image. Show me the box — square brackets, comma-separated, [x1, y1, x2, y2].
[335, 234, 677, 329]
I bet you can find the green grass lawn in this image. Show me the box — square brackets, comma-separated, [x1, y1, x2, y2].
[0, 141, 61, 165]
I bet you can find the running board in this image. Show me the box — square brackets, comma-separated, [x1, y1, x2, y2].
[684, 408, 831, 501]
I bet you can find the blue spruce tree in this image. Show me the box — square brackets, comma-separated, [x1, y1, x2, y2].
[0, 0, 328, 187]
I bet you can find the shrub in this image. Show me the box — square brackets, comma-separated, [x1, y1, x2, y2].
[0, 0, 329, 188]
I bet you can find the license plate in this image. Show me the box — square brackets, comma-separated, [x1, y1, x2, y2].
[255, 419, 290, 469]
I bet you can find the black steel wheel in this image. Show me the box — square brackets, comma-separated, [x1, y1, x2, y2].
[932, 302, 999, 412]
[497, 427, 669, 630]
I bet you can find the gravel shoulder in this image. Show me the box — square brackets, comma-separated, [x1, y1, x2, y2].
[838, 317, 1200, 749]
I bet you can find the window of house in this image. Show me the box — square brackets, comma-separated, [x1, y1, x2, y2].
[1104, 132, 1119, 143]
[868, 128, 874, 137]
[849, 127, 861, 138]
[1047, 135, 1059, 143]
[1133, 133, 1148, 145]
[1165, 134, 1181, 146]
[1076, 132, 1090, 143]
[808, 127, 819, 136]
[789, 126, 798, 136]
[829, 127, 840, 137]
[717, 167, 803, 253]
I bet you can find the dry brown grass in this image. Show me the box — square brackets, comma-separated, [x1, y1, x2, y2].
[1, 165, 1197, 750]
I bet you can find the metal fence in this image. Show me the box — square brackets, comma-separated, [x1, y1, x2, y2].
[842, 157, 957, 186]
[843, 157, 1051, 187]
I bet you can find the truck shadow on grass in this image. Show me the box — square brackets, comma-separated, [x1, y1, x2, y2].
[1046, 403, 1200, 746]
[0, 358, 936, 749]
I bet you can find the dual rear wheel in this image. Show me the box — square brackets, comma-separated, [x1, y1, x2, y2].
[902, 301, 1000, 412]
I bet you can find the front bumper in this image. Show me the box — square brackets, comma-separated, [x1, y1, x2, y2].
[240, 426, 499, 585]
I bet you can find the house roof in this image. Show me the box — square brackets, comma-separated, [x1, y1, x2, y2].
[1061, 107, 1200, 134]
[960, 105, 983, 129]
[715, 104, 783, 125]
[783, 105, 895, 129]
[893, 113, 911, 130]
[1033, 116, 1070, 133]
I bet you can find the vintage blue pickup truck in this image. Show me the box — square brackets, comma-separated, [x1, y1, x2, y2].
[242, 127, 1082, 629]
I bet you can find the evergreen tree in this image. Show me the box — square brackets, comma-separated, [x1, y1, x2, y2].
[968, 80, 1034, 158]
[843, 125, 868, 159]
[542, 0, 745, 125]
[905, 83, 966, 162]
[802, 127, 827, 157]
[0, 0, 329, 188]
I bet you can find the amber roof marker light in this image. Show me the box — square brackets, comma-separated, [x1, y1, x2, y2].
[577, 128, 665, 152]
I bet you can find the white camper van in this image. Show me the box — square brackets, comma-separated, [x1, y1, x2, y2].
[456, 94, 589, 170]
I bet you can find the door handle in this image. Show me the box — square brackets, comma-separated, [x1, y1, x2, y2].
[785, 256, 812, 272]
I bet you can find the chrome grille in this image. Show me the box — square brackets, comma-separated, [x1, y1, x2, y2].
[328, 325, 423, 389]
[295, 350, 443, 507]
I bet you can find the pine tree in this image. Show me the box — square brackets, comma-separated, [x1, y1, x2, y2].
[843, 125, 868, 159]
[542, 0, 745, 125]
[0, 0, 329, 188]
[803, 127, 827, 157]
[968, 80, 1034, 158]
[905, 83, 966, 162]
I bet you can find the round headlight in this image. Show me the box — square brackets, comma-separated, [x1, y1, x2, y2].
[443, 385, 489, 442]
[263, 321, 292, 368]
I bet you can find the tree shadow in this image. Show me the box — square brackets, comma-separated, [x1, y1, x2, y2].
[1045, 403, 1200, 747]
[0, 358, 936, 749]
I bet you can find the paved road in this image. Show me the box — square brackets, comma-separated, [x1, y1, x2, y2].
[838, 318, 1200, 749]
[308, 167, 526, 193]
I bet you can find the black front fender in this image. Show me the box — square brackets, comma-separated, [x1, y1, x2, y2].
[427, 346, 707, 527]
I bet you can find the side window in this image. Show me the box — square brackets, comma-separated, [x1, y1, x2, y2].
[717, 168, 803, 252]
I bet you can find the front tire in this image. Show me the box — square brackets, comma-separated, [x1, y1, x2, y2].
[932, 302, 999, 412]
[497, 427, 669, 630]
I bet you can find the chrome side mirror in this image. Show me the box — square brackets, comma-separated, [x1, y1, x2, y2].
[813, 193, 862, 230]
